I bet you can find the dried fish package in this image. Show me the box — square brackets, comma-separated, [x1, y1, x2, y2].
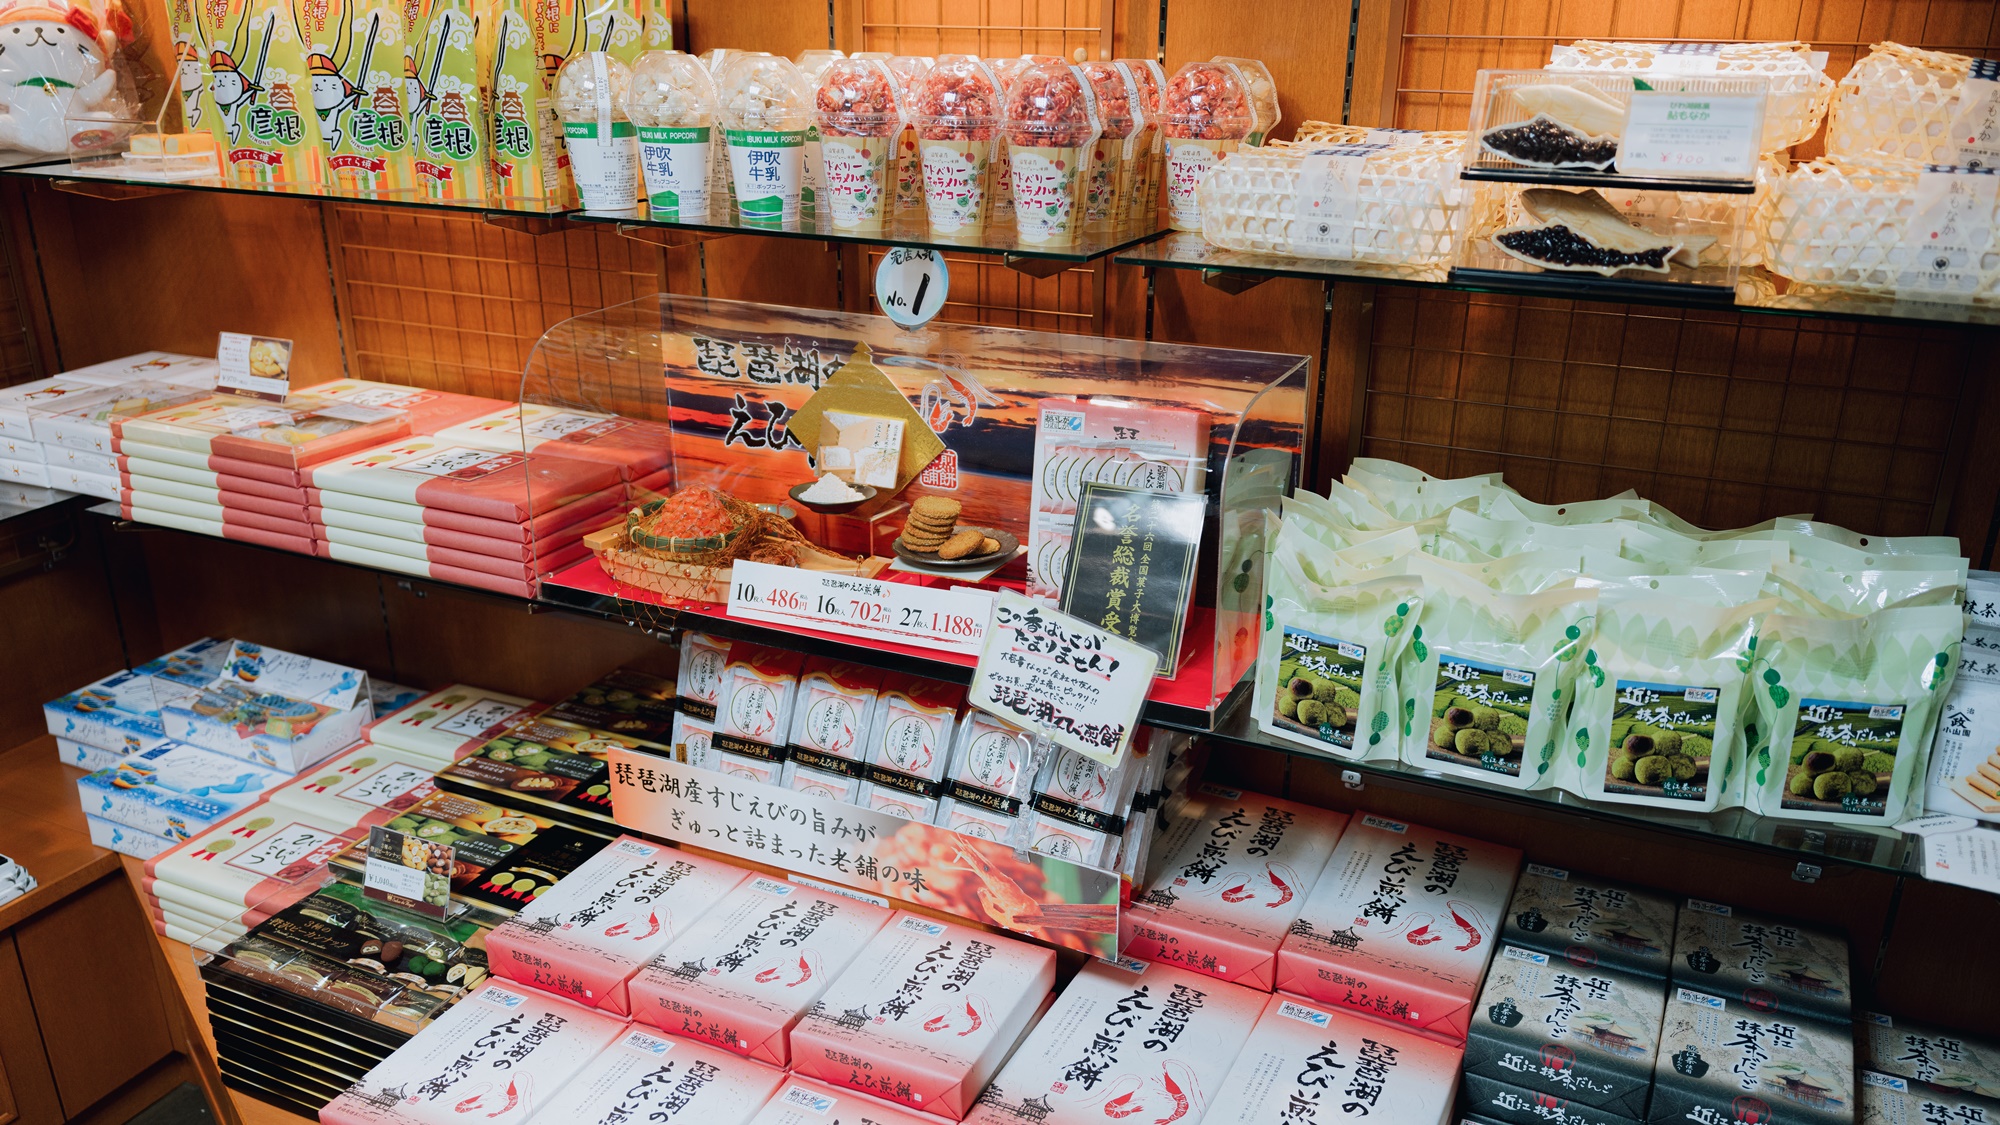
[1460, 184, 1749, 294]
[1465, 69, 1770, 183]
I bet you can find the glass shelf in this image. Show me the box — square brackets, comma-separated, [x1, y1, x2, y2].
[87, 506, 1925, 882]
[566, 202, 1168, 263]
[1459, 165, 1759, 194]
[1, 158, 568, 219]
[0, 485, 86, 524]
[1150, 700, 1917, 877]
[1119, 233, 2000, 327]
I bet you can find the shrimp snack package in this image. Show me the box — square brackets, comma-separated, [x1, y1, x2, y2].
[937, 712, 1037, 842]
[859, 674, 965, 821]
[320, 982, 628, 1125]
[1276, 812, 1522, 1044]
[487, 836, 749, 1015]
[748, 1079, 953, 1125]
[962, 959, 1267, 1125]
[1205, 995, 1463, 1125]
[1027, 745, 1147, 867]
[783, 658, 885, 803]
[678, 630, 730, 720]
[628, 875, 893, 1065]
[790, 912, 1057, 1119]
[1121, 783, 1349, 991]
[521, 1025, 786, 1125]
[713, 643, 807, 782]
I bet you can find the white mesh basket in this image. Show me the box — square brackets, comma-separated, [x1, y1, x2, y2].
[1759, 158, 2000, 302]
[1288, 121, 1465, 149]
[1546, 40, 1833, 152]
[1197, 140, 1469, 269]
[1826, 43, 1982, 168]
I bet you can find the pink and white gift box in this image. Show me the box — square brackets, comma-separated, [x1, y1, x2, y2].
[1204, 994, 1462, 1125]
[789, 913, 1056, 1120]
[487, 836, 750, 1015]
[629, 875, 894, 1065]
[1275, 812, 1521, 1045]
[520, 1025, 786, 1125]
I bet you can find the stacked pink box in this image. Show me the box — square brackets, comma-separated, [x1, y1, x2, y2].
[432, 404, 676, 498]
[114, 392, 414, 552]
[307, 437, 627, 596]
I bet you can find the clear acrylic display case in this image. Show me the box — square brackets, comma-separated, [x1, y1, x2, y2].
[518, 294, 1308, 725]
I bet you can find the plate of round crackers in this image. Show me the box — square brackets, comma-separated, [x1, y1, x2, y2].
[893, 496, 1019, 568]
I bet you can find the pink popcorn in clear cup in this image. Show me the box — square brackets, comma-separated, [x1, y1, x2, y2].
[882, 56, 934, 208]
[1116, 56, 1166, 225]
[985, 56, 1033, 213]
[814, 57, 904, 228]
[1160, 60, 1252, 230]
[1002, 59, 1100, 243]
[1079, 60, 1145, 227]
[911, 54, 1001, 234]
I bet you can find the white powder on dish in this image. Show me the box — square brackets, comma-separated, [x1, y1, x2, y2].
[800, 473, 867, 503]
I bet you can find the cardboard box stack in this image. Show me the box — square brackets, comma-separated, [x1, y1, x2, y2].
[44, 635, 232, 772]
[306, 436, 626, 597]
[0, 352, 216, 497]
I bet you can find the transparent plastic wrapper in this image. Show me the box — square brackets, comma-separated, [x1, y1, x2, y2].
[910, 54, 1001, 234]
[1198, 140, 1470, 274]
[1161, 61, 1253, 231]
[626, 50, 717, 217]
[556, 52, 640, 211]
[1761, 159, 2000, 307]
[700, 48, 752, 211]
[813, 57, 904, 228]
[1212, 56, 1279, 146]
[795, 48, 844, 206]
[986, 56, 1032, 213]
[1002, 59, 1100, 243]
[1079, 60, 1144, 227]
[795, 49, 843, 80]
[1827, 42, 1997, 168]
[0, 0, 140, 161]
[718, 53, 813, 222]
[1117, 57, 1166, 225]
[883, 55, 933, 209]
[1465, 70, 1768, 183]
[1546, 40, 1831, 153]
[299, 0, 412, 194]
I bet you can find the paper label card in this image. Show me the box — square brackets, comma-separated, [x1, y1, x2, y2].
[216, 332, 296, 400]
[970, 589, 1157, 767]
[363, 824, 454, 918]
[1616, 90, 1763, 179]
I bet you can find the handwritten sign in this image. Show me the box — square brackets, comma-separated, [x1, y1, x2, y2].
[727, 559, 993, 656]
[1616, 91, 1763, 179]
[969, 590, 1158, 767]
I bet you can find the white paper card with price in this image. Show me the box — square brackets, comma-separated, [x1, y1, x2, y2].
[970, 590, 1158, 767]
[1615, 89, 1764, 179]
[727, 559, 994, 656]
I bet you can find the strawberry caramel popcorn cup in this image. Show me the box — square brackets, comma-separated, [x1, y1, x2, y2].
[626, 50, 718, 218]
[1002, 59, 1101, 244]
[1160, 61, 1253, 231]
[1080, 60, 1146, 228]
[815, 58, 904, 228]
[883, 55, 935, 210]
[911, 55, 1001, 234]
[1116, 57, 1166, 225]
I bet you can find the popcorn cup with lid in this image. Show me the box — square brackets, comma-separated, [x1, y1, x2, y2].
[794, 48, 845, 210]
[1160, 60, 1253, 230]
[718, 53, 814, 223]
[985, 56, 1032, 214]
[1002, 59, 1100, 243]
[699, 48, 748, 210]
[1212, 55, 1280, 145]
[883, 56, 934, 209]
[626, 50, 716, 217]
[813, 58, 905, 228]
[1116, 57, 1166, 224]
[1079, 60, 1146, 227]
[910, 55, 1000, 234]
[556, 52, 641, 212]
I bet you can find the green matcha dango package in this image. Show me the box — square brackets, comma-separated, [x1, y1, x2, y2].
[1746, 603, 1963, 826]
[1395, 562, 1597, 790]
[1256, 551, 1424, 761]
[1561, 577, 1773, 813]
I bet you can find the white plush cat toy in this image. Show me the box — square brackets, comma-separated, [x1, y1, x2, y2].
[0, 0, 124, 155]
